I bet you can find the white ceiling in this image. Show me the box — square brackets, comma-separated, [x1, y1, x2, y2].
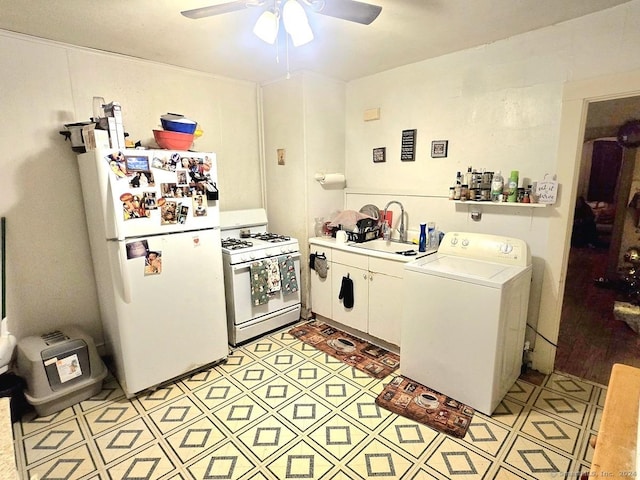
[0, 0, 633, 83]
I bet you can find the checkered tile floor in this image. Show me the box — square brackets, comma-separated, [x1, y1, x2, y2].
[12, 326, 605, 479]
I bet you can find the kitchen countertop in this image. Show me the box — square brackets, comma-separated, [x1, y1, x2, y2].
[309, 236, 437, 262]
[589, 363, 639, 478]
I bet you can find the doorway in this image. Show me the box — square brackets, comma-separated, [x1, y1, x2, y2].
[554, 96, 640, 385]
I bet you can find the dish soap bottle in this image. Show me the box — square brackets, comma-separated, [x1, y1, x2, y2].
[419, 223, 427, 252]
[507, 170, 519, 202]
[382, 220, 391, 242]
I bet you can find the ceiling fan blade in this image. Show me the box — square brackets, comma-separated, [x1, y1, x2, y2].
[311, 0, 382, 25]
[181, 1, 262, 19]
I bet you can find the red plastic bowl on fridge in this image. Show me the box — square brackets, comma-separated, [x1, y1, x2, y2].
[153, 129, 194, 151]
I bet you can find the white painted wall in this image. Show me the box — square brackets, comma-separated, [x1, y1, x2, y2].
[261, 73, 345, 313]
[341, 0, 640, 372]
[0, 32, 261, 343]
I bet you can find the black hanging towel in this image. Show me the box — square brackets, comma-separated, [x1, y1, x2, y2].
[339, 274, 354, 309]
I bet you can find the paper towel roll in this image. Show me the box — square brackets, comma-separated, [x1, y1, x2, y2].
[315, 173, 346, 188]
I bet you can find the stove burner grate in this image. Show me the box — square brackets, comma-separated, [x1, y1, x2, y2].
[222, 238, 254, 250]
[250, 232, 292, 243]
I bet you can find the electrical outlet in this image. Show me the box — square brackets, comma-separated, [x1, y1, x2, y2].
[277, 149, 285, 165]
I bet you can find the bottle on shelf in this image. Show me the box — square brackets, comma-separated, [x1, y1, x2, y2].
[460, 184, 469, 201]
[507, 170, 519, 203]
[490, 171, 503, 202]
[419, 223, 427, 252]
[465, 166, 473, 187]
[453, 171, 462, 200]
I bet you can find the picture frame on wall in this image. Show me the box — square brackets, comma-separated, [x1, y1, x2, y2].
[401, 129, 417, 161]
[431, 140, 448, 158]
[373, 147, 386, 163]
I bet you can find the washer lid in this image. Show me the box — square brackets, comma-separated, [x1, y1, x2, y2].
[404, 254, 531, 288]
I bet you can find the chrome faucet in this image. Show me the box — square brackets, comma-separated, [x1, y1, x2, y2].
[383, 201, 407, 243]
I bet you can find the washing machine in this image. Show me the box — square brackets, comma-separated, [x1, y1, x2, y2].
[401, 232, 532, 415]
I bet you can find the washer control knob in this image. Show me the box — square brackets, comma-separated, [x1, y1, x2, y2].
[500, 243, 513, 254]
[450, 237, 458, 246]
[461, 239, 469, 247]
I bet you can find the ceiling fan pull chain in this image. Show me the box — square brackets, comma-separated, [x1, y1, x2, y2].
[286, 35, 291, 79]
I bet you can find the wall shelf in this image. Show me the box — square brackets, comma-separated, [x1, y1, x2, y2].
[453, 200, 548, 208]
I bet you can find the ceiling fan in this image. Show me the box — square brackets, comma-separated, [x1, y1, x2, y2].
[181, 0, 383, 26]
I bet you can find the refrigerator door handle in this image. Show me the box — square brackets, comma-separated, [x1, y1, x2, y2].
[107, 173, 124, 241]
[117, 244, 133, 304]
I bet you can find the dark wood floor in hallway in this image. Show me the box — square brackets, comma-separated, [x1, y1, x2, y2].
[555, 245, 640, 386]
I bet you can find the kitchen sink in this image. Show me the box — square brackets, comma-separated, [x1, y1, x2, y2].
[351, 238, 423, 256]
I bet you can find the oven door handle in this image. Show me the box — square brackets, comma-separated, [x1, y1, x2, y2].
[231, 252, 301, 272]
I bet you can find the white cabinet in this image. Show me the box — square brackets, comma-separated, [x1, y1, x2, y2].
[309, 240, 407, 346]
[331, 251, 369, 333]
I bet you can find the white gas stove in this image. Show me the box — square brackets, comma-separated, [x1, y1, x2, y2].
[220, 209, 301, 345]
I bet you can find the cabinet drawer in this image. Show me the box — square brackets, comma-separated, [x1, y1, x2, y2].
[369, 257, 405, 278]
[332, 249, 368, 269]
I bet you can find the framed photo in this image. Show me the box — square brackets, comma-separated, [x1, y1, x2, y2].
[373, 147, 386, 163]
[431, 140, 448, 158]
[124, 155, 150, 172]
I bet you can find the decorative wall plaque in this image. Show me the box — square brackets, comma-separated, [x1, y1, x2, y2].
[431, 140, 448, 158]
[373, 147, 386, 163]
[401, 129, 417, 161]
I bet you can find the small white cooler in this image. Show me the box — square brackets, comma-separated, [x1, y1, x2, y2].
[16, 325, 107, 416]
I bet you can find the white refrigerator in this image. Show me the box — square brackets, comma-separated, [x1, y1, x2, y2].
[77, 148, 228, 397]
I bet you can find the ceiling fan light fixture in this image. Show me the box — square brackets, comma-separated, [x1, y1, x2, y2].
[253, 10, 279, 44]
[288, 21, 314, 46]
[282, 0, 314, 46]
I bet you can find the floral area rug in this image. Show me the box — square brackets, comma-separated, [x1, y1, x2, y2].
[375, 376, 474, 438]
[288, 321, 400, 379]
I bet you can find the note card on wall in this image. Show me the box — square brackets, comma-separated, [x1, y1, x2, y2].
[536, 174, 558, 204]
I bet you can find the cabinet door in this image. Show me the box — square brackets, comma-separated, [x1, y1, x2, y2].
[368, 272, 403, 346]
[331, 263, 368, 333]
[309, 245, 332, 318]
[310, 266, 332, 318]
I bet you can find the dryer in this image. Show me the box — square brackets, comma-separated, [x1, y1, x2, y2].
[401, 232, 532, 415]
